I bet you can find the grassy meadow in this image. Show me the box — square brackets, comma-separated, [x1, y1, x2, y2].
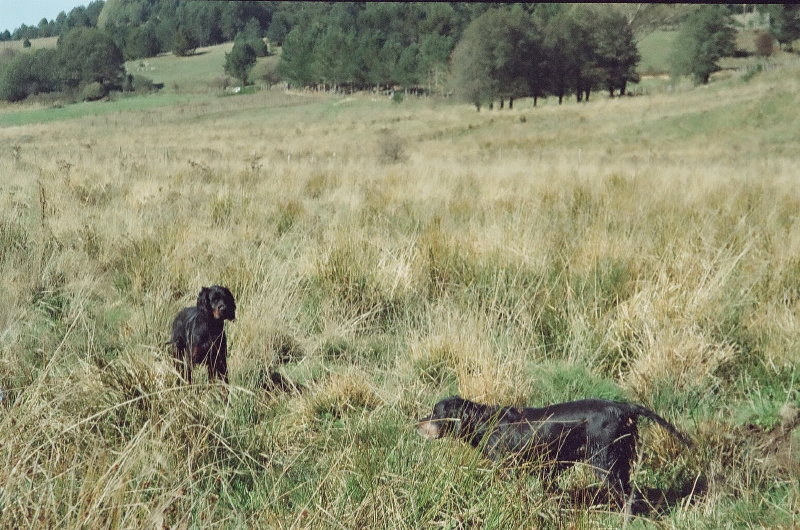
[1, 46, 799, 528]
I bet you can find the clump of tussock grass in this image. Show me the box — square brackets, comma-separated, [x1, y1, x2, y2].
[66, 177, 113, 207]
[104, 234, 167, 296]
[302, 237, 411, 335]
[403, 313, 530, 405]
[274, 199, 304, 236]
[602, 244, 754, 397]
[376, 129, 407, 164]
[210, 194, 234, 227]
[301, 369, 381, 420]
[0, 210, 31, 262]
[234, 328, 307, 394]
[303, 169, 338, 199]
[265, 330, 305, 365]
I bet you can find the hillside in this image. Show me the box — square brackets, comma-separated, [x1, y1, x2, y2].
[0, 42, 798, 528]
[124, 42, 279, 94]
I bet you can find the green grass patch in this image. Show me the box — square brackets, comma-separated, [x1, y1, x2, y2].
[0, 92, 199, 127]
[125, 44, 234, 93]
[125, 43, 278, 94]
[637, 30, 678, 75]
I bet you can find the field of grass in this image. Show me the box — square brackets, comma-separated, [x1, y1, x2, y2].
[637, 27, 800, 79]
[1, 45, 799, 528]
[0, 35, 58, 52]
[125, 43, 279, 94]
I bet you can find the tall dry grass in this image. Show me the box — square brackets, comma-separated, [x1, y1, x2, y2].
[0, 64, 798, 527]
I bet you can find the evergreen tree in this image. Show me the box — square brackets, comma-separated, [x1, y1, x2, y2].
[278, 25, 320, 87]
[236, 18, 268, 57]
[125, 22, 161, 60]
[266, 9, 293, 46]
[313, 27, 355, 89]
[224, 39, 257, 86]
[172, 26, 198, 57]
[450, 6, 543, 110]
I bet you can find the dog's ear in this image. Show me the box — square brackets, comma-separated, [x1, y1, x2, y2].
[197, 287, 212, 313]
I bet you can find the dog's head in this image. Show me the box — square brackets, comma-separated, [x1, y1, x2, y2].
[197, 285, 236, 321]
[416, 396, 469, 440]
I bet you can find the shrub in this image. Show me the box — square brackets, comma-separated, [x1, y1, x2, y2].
[754, 31, 774, 58]
[224, 40, 257, 86]
[131, 75, 158, 94]
[377, 129, 407, 164]
[82, 81, 106, 101]
[172, 27, 197, 57]
[212, 76, 232, 91]
[0, 49, 59, 102]
[258, 61, 281, 87]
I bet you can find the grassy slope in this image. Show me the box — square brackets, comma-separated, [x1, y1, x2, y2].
[125, 42, 280, 94]
[125, 42, 235, 93]
[0, 43, 279, 127]
[0, 45, 799, 528]
[0, 35, 58, 51]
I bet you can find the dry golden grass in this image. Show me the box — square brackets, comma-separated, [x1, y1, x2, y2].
[1, 62, 799, 527]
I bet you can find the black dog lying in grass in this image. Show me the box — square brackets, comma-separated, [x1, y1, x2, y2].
[169, 285, 236, 384]
[417, 396, 692, 500]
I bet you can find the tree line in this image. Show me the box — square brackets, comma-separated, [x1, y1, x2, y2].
[0, 27, 129, 102]
[274, 3, 643, 106]
[0, 1, 275, 102]
[1, 1, 273, 59]
[2, 2, 799, 105]
[450, 4, 640, 110]
[0, 1, 105, 42]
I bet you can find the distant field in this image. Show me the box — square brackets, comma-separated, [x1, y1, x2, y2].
[637, 27, 800, 78]
[0, 35, 57, 51]
[125, 43, 280, 94]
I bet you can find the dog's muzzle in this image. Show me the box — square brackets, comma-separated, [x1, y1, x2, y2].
[416, 418, 442, 439]
[416, 417, 460, 439]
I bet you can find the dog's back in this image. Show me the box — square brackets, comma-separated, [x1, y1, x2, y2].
[418, 395, 692, 498]
[170, 306, 198, 348]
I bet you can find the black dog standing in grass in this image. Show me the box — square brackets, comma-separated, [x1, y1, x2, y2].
[417, 396, 692, 502]
[169, 285, 236, 384]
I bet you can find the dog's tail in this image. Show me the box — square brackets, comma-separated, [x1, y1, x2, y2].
[628, 403, 693, 448]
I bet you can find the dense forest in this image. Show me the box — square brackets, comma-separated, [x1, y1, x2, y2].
[1, 2, 799, 105]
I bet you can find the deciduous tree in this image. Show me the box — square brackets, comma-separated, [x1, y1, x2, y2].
[58, 26, 124, 90]
[670, 6, 736, 84]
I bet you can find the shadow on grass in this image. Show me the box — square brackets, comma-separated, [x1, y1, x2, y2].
[559, 474, 707, 518]
[260, 369, 306, 396]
